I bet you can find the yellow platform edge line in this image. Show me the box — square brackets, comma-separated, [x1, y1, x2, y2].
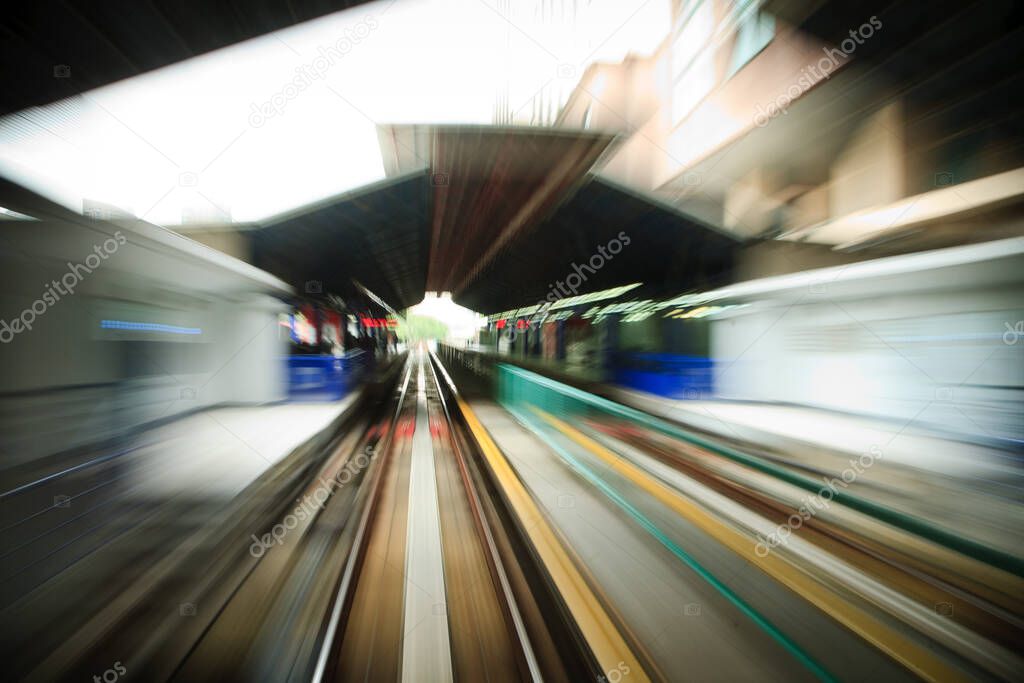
[456, 397, 651, 683]
[537, 408, 968, 683]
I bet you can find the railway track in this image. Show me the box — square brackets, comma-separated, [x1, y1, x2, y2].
[2, 350, 646, 681]
[7, 345, 1019, 682]
[475, 356, 1024, 683]
[318, 350, 634, 682]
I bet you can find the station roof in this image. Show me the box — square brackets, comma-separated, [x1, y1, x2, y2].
[377, 124, 616, 295]
[0, 182, 292, 298]
[456, 175, 737, 313]
[1, 114, 738, 315]
[250, 171, 430, 311]
[0, 123, 738, 315]
[248, 126, 738, 314]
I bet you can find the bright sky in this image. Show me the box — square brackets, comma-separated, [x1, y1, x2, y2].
[0, 0, 668, 225]
[409, 292, 485, 340]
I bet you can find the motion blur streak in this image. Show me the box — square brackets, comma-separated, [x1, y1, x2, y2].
[532, 408, 965, 682]
[456, 394, 652, 682]
[2, 0, 1023, 681]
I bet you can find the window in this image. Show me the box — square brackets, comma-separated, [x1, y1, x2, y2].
[727, 8, 775, 77]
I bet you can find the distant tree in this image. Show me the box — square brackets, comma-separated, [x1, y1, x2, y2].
[395, 314, 448, 342]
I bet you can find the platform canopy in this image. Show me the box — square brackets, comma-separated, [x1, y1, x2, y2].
[250, 124, 738, 313]
[250, 171, 430, 311]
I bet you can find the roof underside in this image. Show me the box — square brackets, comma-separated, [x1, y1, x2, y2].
[250, 173, 430, 311]
[0, 125, 737, 315]
[454, 176, 737, 313]
[0, 0, 373, 116]
[245, 168, 737, 314]
[378, 124, 617, 295]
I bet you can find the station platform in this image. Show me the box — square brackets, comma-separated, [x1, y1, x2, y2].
[611, 390, 1024, 556]
[463, 396, 918, 681]
[0, 389, 364, 669]
[613, 391, 1021, 480]
[442, 346, 1024, 559]
[125, 395, 361, 499]
[460, 345, 1021, 477]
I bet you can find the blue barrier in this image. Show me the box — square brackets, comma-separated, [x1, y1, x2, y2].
[610, 352, 714, 399]
[285, 351, 368, 401]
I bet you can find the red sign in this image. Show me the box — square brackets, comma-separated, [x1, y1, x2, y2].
[361, 317, 397, 328]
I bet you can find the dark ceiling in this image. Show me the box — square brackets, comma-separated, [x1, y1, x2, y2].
[245, 168, 737, 315]
[0, 0, 373, 116]
[250, 172, 430, 311]
[455, 177, 738, 313]
[244, 123, 738, 314]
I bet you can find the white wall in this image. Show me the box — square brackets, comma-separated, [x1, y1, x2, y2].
[0, 218, 289, 468]
[710, 248, 1024, 442]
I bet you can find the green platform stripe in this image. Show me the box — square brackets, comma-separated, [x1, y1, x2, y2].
[509, 406, 837, 682]
[496, 363, 1024, 578]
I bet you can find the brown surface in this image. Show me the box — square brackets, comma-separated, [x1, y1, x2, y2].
[378, 125, 615, 295]
[429, 402, 526, 681]
[333, 418, 415, 682]
[448, 416, 589, 683]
